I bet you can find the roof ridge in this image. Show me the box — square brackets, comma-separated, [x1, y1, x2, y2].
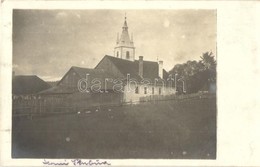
[134, 59, 158, 64]
[106, 55, 158, 64]
[14, 75, 38, 77]
[71, 66, 93, 70]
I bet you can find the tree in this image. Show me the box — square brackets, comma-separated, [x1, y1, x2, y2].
[200, 51, 216, 82]
[169, 51, 216, 94]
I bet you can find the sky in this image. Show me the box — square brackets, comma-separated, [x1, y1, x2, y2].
[13, 9, 216, 81]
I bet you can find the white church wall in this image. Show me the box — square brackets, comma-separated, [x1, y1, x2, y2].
[123, 83, 175, 103]
[114, 47, 135, 61]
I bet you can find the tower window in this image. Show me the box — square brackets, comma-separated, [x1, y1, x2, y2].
[126, 51, 130, 59]
[152, 87, 154, 94]
[144, 87, 147, 94]
[117, 51, 119, 58]
[135, 86, 139, 94]
[159, 87, 161, 95]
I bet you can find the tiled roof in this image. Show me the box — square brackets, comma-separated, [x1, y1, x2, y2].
[12, 75, 51, 95]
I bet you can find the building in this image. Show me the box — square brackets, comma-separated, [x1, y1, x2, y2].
[12, 75, 51, 98]
[38, 16, 176, 110]
[39, 66, 122, 111]
[114, 16, 135, 61]
[12, 75, 51, 114]
[95, 55, 174, 103]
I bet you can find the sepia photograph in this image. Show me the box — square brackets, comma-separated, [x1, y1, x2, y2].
[2, 0, 260, 166]
[11, 9, 217, 159]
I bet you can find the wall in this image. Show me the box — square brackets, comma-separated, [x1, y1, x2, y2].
[67, 91, 123, 109]
[114, 46, 135, 61]
[123, 83, 176, 103]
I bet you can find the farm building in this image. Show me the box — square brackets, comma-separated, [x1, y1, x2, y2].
[12, 75, 51, 98]
[39, 66, 122, 111]
[12, 75, 51, 114]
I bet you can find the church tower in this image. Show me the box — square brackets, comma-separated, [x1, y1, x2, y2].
[114, 15, 135, 61]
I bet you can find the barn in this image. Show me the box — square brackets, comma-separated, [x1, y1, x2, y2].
[39, 66, 123, 112]
[12, 75, 51, 97]
[12, 75, 51, 114]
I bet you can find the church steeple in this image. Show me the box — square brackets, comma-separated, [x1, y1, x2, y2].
[123, 15, 128, 30]
[114, 14, 135, 61]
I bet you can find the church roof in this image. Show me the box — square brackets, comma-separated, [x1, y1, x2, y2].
[116, 17, 134, 47]
[96, 55, 169, 81]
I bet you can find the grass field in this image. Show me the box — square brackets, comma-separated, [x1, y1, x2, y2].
[12, 96, 216, 159]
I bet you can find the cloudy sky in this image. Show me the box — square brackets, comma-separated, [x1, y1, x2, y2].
[13, 10, 216, 81]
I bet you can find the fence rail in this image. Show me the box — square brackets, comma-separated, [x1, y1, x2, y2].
[12, 92, 216, 117]
[139, 92, 216, 103]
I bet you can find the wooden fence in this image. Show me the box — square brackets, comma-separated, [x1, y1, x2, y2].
[13, 92, 215, 116]
[139, 92, 216, 103]
[12, 92, 123, 116]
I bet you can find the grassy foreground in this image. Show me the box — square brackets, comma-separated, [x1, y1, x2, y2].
[12, 96, 216, 159]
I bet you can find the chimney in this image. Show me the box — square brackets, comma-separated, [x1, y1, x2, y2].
[158, 60, 163, 79]
[139, 56, 143, 78]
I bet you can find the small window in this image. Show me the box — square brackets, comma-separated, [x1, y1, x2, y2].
[144, 87, 147, 94]
[135, 86, 139, 94]
[117, 51, 119, 58]
[159, 87, 161, 95]
[152, 87, 154, 94]
[126, 51, 130, 59]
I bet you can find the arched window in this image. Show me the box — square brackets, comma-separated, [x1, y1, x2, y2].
[144, 87, 147, 94]
[126, 51, 130, 59]
[135, 86, 139, 94]
[117, 51, 119, 58]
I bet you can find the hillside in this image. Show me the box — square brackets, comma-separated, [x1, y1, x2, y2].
[12, 96, 216, 159]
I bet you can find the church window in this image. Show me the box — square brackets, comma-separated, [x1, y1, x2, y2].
[126, 51, 130, 59]
[152, 87, 154, 94]
[117, 51, 119, 58]
[135, 86, 139, 94]
[159, 87, 162, 95]
[144, 87, 147, 94]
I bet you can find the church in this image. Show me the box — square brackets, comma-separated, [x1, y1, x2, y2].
[39, 16, 176, 110]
